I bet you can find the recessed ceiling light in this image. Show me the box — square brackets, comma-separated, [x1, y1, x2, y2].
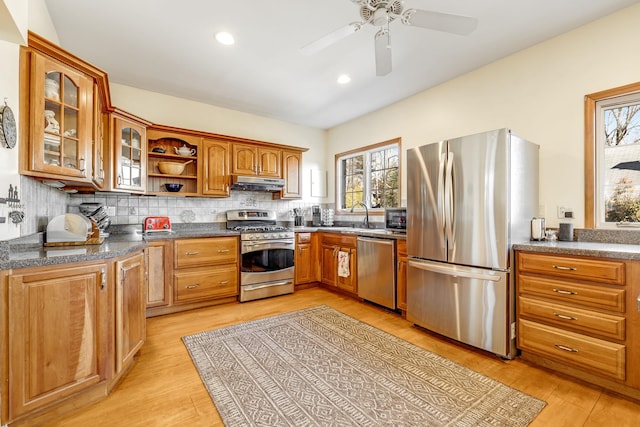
[215, 31, 235, 45]
[337, 74, 351, 84]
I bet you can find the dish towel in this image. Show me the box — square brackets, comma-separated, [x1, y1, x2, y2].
[338, 251, 350, 278]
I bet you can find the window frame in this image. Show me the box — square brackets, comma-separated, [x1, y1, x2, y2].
[585, 81, 640, 228]
[334, 137, 401, 214]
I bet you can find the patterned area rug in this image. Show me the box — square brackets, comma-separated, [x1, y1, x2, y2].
[182, 305, 546, 426]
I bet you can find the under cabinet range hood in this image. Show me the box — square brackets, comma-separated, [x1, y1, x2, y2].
[230, 175, 286, 192]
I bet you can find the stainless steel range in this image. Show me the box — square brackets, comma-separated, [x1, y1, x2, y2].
[226, 209, 295, 302]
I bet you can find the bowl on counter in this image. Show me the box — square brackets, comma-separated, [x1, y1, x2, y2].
[163, 183, 183, 192]
[157, 160, 191, 175]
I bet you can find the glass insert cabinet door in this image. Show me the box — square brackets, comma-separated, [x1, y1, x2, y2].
[32, 54, 93, 180]
[114, 117, 146, 192]
[44, 72, 80, 168]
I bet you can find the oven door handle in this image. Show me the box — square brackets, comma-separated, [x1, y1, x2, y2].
[244, 280, 293, 291]
[243, 240, 294, 246]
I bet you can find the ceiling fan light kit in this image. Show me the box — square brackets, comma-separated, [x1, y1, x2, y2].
[301, 0, 478, 76]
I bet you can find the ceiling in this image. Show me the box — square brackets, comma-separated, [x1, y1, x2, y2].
[44, 0, 639, 130]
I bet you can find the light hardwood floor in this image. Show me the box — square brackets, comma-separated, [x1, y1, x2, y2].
[45, 287, 640, 426]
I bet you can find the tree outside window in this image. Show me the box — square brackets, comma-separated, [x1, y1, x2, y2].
[336, 139, 401, 211]
[586, 84, 640, 228]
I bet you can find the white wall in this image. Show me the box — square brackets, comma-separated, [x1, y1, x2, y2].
[110, 84, 328, 203]
[326, 3, 640, 228]
[0, 0, 27, 239]
[0, 0, 61, 239]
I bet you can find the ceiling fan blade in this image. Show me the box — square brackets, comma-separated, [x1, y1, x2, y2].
[300, 22, 363, 55]
[402, 9, 478, 36]
[374, 29, 392, 77]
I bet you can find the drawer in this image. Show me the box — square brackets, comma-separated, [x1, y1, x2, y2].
[518, 252, 625, 285]
[320, 233, 356, 248]
[296, 232, 312, 243]
[174, 264, 238, 303]
[518, 296, 626, 340]
[518, 319, 625, 381]
[519, 274, 625, 312]
[175, 237, 238, 268]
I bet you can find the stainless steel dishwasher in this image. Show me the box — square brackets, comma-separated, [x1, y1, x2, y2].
[357, 236, 396, 310]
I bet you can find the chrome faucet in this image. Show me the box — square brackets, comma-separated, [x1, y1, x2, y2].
[350, 201, 370, 228]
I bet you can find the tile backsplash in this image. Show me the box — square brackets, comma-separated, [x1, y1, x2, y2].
[14, 176, 388, 237]
[69, 191, 322, 226]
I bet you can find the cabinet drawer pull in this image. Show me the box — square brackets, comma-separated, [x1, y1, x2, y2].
[217, 249, 230, 253]
[185, 251, 200, 255]
[554, 344, 578, 353]
[218, 280, 229, 285]
[185, 284, 200, 289]
[553, 312, 577, 321]
[552, 288, 577, 295]
[552, 265, 577, 271]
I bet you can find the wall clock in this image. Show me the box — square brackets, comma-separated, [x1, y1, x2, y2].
[0, 100, 17, 149]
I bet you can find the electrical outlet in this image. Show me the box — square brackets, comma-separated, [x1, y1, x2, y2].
[557, 206, 574, 219]
[106, 206, 116, 216]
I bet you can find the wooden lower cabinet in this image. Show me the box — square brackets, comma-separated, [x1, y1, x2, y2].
[145, 240, 172, 310]
[396, 239, 407, 313]
[2, 251, 149, 425]
[174, 264, 237, 303]
[115, 251, 146, 374]
[295, 232, 318, 285]
[147, 236, 239, 316]
[516, 250, 640, 399]
[6, 262, 110, 421]
[320, 233, 357, 296]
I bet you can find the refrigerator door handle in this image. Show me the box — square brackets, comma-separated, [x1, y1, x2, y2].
[437, 152, 446, 236]
[444, 151, 455, 244]
[408, 259, 501, 282]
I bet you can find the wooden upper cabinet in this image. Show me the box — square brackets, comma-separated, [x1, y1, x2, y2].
[92, 84, 106, 189]
[202, 138, 230, 196]
[258, 147, 281, 177]
[146, 128, 200, 196]
[232, 143, 281, 177]
[109, 113, 147, 193]
[278, 150, 302, 199]
[21, 50, 94, 183]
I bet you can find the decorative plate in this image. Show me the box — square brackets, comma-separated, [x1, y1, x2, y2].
[0, 101, 17, 149]
[181, 209, 196, 223]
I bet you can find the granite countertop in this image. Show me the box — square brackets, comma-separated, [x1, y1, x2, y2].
[1, 228, 241, 270]
[2, 238, 148, 270]
[1, 225, 409, 270]
[513, 240, 640, 260]
[296, 226, 407, 240]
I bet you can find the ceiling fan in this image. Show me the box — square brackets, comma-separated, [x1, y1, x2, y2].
[300, 0, 478, 76]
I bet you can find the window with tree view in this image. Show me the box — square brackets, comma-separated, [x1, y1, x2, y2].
[595, 92, 640, 227]
[337, 139, 400, 211]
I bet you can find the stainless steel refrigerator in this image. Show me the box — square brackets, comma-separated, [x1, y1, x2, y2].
[406, 128, 538, 358]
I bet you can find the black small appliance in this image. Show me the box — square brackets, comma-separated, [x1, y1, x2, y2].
[312, 205, 322, 226]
